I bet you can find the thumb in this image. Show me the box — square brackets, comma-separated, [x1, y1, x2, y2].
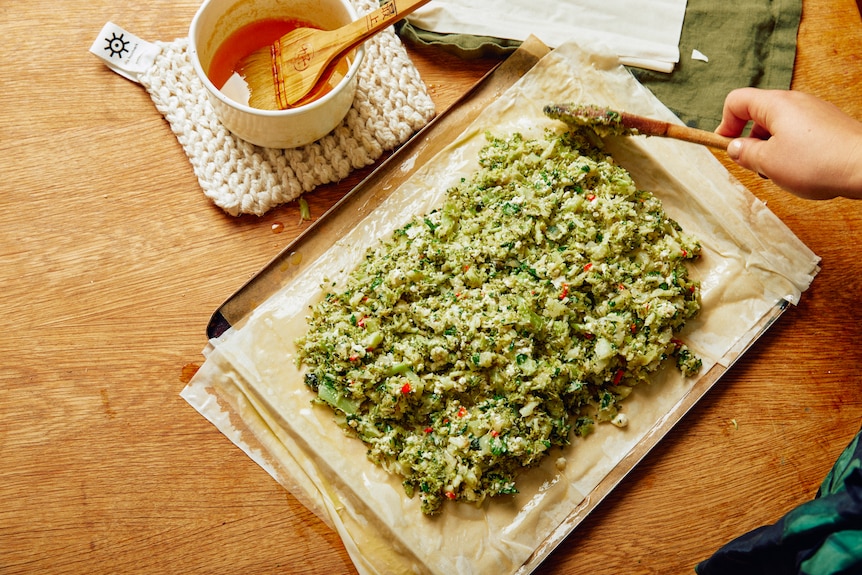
[727, 138, 769, 178]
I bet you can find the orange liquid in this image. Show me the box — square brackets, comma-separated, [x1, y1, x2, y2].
[208, 18, 350, 108]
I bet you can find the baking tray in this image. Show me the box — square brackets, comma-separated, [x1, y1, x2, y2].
[200, 36, 802, 573]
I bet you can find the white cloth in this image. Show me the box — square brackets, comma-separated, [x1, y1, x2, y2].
[408, 0, 687, 72]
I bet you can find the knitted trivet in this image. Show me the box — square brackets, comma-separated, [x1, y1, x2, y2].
[138, 0, 436, 216]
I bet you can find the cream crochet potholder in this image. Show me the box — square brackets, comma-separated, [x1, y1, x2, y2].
[138, 0, 436, 216]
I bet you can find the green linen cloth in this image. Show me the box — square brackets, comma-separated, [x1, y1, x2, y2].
[399, 0, 802, 129]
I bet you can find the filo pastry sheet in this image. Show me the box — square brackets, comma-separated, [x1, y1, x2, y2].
[182, 42, 819, 575]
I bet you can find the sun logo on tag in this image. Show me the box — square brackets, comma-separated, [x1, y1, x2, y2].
[103, 32, 130, 59]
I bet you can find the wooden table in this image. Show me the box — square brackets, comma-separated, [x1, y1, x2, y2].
[3, 1, 861, 573]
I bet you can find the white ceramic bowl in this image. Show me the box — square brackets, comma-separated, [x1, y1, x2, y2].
[189, 0, 364, 149]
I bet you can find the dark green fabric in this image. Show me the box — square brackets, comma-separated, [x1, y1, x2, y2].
[630, 0, 801, 129]
[398, 22, 521, 59]
[397, 0, 801, 129]
[695, 429, 862, 575]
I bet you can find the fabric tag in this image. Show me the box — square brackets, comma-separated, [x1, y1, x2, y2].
[89, 22, 160, 83]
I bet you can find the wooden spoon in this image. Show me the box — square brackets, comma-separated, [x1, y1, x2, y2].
[544, 103, 733, 150]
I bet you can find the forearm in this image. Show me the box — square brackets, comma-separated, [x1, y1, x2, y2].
[844, 136, 862, 199]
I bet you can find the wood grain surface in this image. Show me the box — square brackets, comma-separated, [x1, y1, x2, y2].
[2, 1, 861, 574]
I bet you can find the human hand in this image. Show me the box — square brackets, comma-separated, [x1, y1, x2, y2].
[715, 88, 862, 199]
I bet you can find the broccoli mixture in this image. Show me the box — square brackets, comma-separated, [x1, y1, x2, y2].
[296, 128, 702, 515]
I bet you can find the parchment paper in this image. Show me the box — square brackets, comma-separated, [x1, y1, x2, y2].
[182, 42, 819, 575]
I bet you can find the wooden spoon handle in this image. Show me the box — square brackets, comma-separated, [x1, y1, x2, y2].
[335, 0, 432, 55]
[620, 112, 732, 150]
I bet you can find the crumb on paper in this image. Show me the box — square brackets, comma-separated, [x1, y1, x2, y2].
[692, 49, 709, 63]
